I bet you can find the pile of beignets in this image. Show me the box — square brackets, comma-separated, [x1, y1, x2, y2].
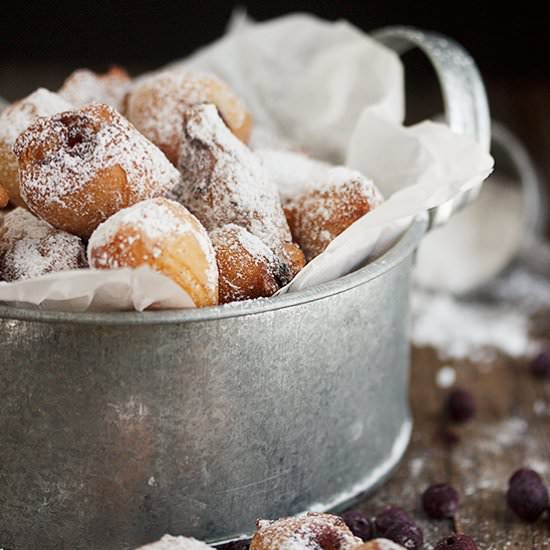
[0, 65, 383, 306]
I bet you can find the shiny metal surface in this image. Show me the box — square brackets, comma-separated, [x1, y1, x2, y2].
[0, 218, 426, 550]
[373, 26, 491, 229]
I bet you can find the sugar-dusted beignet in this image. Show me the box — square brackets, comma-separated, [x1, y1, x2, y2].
[14, 103, 182, 238]
[210, 224, 287, 303]
[0, 88, 72, 207]
[172, 103, 303, 281]
[59, 66, 133, 114]
[250, 513, 362, 550]
[0, 184, 8, 208]
[88, 198, 218, 307]
[127, 69, 252, 165]
[0, 208, 86, 282]
[284, 167, 383, 262]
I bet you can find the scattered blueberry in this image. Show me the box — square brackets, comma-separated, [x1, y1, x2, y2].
[422, 483, 460, 519]
[507, 467, 549, 522]
[446, 389, 476, 423]
[530, 350, 550, 378]
[434, 533, 477, 550]
[509, 468, 544, 486]
[383, 521, 424, 550]
[340, 510, 374, 541]
[374, 506, 423, 549]
[374, 505, 414, 536]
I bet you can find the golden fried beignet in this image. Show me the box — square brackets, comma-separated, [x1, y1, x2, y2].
[250, 513, 362, 550]
[127, 69, 252, 164]
[210, 224, 287, 303]
[59, 66, 133, 114]
[172, 103, 301, 282]
[0, 184, 8, 209]
[284, 167, 383, 262]
[88, 198, 218, 307]
[0, 208, 86, 282]
[0, 88, 72, 208]
[14, 103, 182, 238]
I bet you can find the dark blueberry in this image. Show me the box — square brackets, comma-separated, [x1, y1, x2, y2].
[374, 505, 414, 536]
[422, 483, 460, 519]
[509, 468, 544, 486]
[530, 350, 550, 378]
[507, 471, 549, 522]
[340, 510, 374, 541]
[446, 389, 476, 423]
[374, 506, 414, 537]
[434, 533, 477, 550]
[384, 521, 424, 550]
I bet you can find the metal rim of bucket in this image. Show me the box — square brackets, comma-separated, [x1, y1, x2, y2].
[0, 215, 428, 325]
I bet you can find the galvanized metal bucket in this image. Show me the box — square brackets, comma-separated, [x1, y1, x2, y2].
[0, 27, 489, 550]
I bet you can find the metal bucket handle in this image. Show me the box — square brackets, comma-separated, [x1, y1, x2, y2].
[373, 26, 491, 230]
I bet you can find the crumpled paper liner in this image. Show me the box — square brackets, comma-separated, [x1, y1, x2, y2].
[0, 13, 493, 312]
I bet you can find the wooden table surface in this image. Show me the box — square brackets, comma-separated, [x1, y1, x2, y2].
[351, 345, 550, 549]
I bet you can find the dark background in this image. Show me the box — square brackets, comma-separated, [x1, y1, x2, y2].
[1, 1, 548, 79]
[1, 1, 549, 187]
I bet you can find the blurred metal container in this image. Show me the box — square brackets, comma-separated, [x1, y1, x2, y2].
[0, 27, 489, 550]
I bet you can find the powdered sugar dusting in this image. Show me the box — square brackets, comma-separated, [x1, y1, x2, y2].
[127, 68, 248, 162]
[256, 149, 330, 199]
[0, 88, 72, 145]
[252, 513, 362, 550]
[212, 223, 275, 263]
[0, 208, 85, 281]
[285, 166, 383, 261]
[15, 104, 181, 215]
[89, 198, 217, 297]
[59, 67, 133, 113]
[173, 104, 292, 249]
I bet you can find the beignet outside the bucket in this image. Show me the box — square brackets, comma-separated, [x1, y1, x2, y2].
[59, 66, 133, 115]
[250, 512, 363, 550]
[88, 197, 219, 307]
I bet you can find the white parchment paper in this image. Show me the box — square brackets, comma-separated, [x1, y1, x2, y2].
[0, 13, 493, 311]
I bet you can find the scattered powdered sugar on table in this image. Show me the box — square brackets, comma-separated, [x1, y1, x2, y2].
[435, 366, 456, 388]
[411, 288, 532, 361]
